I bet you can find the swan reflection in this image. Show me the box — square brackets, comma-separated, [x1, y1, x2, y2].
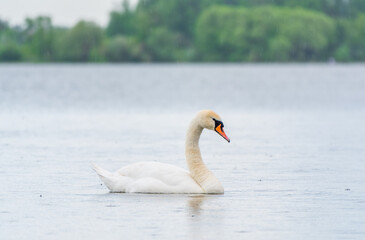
[188, 194, 206, 215]
[186, 194, 225, 239]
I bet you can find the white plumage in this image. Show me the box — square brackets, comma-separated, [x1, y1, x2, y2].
[92, 110, 230, 194]
[92, 162, 203, 193]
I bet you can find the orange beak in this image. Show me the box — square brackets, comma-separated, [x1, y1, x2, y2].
[215, 124, 230, 143]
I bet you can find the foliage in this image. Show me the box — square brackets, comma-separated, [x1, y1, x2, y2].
[1, 0, 365, 62]
[0, 44, 22, 61]
[107, 1, 136, 37]
[105, 36, 146, 62]
[0, 19, 9, 32]
[22, 16, 55, 61]
[342, 14, 365, 61]
[58, 21, 103, 62]
[195, 7, 248, 61]
[195, 6, 336, 61]
[136, 0, 203, 40]
[207, 0, 365, 18]
[142, 27, 187, 61]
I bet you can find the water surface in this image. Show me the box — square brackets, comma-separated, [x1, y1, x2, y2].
[0, 64, 364, 239]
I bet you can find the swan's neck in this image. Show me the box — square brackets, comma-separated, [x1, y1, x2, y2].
[185, 119, 223, 193]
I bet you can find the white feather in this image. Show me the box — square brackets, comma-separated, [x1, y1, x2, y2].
[92, 110, 227, 194]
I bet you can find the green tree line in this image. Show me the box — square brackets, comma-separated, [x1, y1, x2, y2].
[1, 0, 365, 62]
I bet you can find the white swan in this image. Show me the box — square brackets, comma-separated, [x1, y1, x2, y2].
[92, 110, 230, 194]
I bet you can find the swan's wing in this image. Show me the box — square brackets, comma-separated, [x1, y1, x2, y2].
[117, 162, 203, 193]
[92, 163, 133, 192]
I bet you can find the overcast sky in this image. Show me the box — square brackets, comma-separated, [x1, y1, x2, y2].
[0, 0, 138, 27]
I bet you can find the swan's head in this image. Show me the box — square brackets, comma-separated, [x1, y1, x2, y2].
[198, 110, 230, 143]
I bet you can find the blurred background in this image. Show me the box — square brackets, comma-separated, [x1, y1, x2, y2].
[1, 1, 365, 240]
[1, 0, 365, 62]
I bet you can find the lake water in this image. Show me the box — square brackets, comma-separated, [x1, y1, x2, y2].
[0, 64, 364, 239]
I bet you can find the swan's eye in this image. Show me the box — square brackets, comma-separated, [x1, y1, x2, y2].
[213, 119, 224, 128]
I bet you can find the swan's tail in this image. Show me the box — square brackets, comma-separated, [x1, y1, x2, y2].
[91, 163, 116, 191]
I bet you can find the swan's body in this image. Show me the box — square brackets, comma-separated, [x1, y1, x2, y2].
[92, 110, 230, 194]
[92, 162, 203, 193]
